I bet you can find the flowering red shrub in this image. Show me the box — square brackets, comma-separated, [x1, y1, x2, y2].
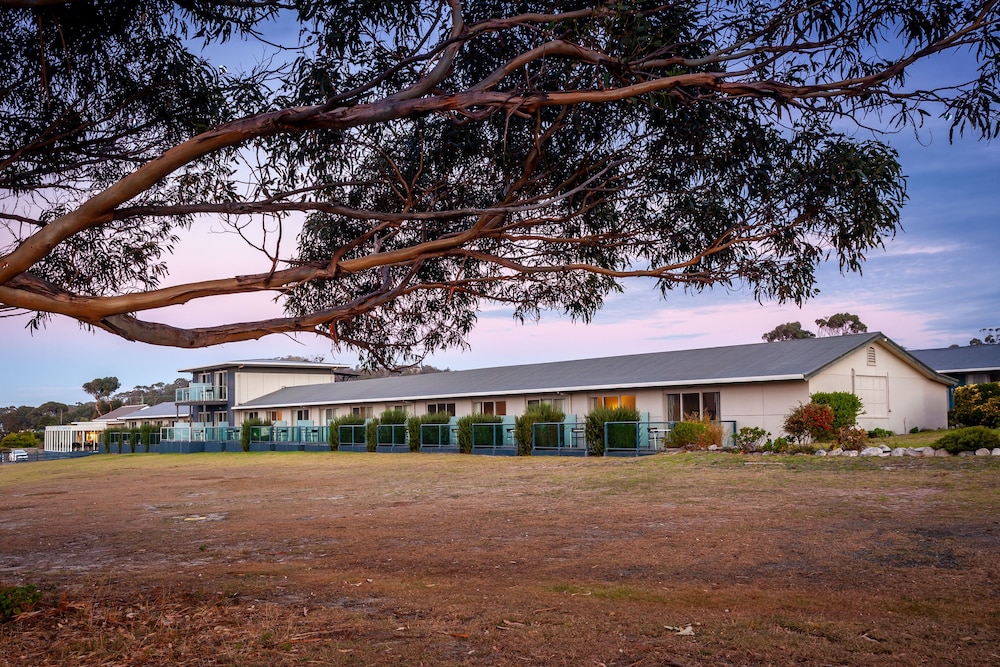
[783, 402, 834, 443]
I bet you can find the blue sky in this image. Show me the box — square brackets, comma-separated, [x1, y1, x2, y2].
[1, 22, 997, 408]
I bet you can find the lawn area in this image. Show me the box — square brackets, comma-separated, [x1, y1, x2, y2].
[1, 450, 999, 666]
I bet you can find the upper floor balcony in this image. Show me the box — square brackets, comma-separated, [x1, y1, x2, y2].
[176, 383, 228, 404]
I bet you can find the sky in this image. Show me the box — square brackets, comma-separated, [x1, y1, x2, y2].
[1, 18, 997, 408]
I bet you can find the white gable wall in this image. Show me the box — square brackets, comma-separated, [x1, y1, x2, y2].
[807, 340, 949, 433]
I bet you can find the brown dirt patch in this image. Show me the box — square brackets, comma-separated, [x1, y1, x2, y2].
[1, 452, 999, 666]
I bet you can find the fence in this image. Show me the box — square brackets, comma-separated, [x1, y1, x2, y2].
[470, 422, 516, 456]
[154, 419, 739, 455]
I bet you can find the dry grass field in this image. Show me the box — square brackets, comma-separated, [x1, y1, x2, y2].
[1, 446, 999, 666]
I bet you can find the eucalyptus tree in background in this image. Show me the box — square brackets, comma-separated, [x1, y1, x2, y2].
[82, 377, 120, 416]
[815, 313, 868, 337]
[762, 322, 816, 342]
[1, 1, 998, 368]
[969, 328, 999, 345]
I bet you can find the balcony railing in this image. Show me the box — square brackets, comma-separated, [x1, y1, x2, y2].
[175, 383, 228, 403]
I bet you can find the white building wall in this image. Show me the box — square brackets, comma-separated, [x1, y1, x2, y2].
[234, 371, 336, 406]
[808, 341, 949, 433]
[229, 341, 949, 437]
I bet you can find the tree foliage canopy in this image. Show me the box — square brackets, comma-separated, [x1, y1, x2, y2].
[81, 376, 120, 415]
[1, 1, 998, 367]
[815, 312, 868, 337]
[762, 321, 816, 342]
[969, 327, 999, 345]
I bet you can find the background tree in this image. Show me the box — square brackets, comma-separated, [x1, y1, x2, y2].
[112, 378, 189, 407]
[0, 2, 998, 368]
[762, 322, 816, 342]
[969, 328, 999, 345]
[815, 313, 868, 337]
[82, 377, 120, 416]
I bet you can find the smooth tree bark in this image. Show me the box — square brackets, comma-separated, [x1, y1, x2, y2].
[0, 1, 997, 366]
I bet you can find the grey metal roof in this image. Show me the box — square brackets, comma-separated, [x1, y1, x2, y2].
[910, 345, 1000, 373]
[239, 333, 947, 409]
[178, 359, 350, 373]
[127, 402, 191, 419]
[95, 404, 146, 422]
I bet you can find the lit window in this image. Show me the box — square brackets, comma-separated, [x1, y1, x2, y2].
[589, 395, 636, 411]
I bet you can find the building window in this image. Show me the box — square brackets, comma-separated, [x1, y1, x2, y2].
[296, 409, 310, 422]
[427, 402, 456, 416]
[352, 406, 374, 418]
[268, 410, 282, 422]
[474, 400, 507, 416]
[245, 411, 259, 421]
[966, 373, 991, 385]
[323, 408, 336, 423]
[665, 392, 720, 421]
[527, 398, 566, 413]
[215, 411, 227, 426]
[589, 395, 636, 411]
[867, 346, 877, 366]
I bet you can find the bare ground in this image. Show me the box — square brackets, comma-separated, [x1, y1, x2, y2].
[1, 451, 999, 666]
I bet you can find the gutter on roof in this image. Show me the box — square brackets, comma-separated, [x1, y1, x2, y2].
[934, 367, 997, 374]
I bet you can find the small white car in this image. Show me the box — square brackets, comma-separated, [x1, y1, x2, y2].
[8, 449, 28, 462]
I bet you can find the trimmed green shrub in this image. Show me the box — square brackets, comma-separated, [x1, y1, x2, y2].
[811, 391, 864, 430]
[456, 414, 503, 453]
[366, 418, 379, 451]
[412, 413, 452, 451]
[379, 409, 408, 425]
[585, 406, 641, 456]
[783, 402, 835, 443]
[952, 382, 1000, 428]
[0, 584, 41, 621]
[514, 403, 565, 456]
[867, 428, 894, 439]
[139, 424, 157, 452]
[935, 426, 1000, 454]
[329, 415, 366, 450]
[1, 432, 38, 449]
[375, 410, 408, 447]
[732, 426, 770, 453]
[407, 416, 422, 452]
[240, 418, 272, 452]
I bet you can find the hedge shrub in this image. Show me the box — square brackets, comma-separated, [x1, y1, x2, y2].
[952, 382, 1000, 428]
[456, 414, 504, 453]
[584, 406, 641, 456]
[935, 426, 1000, 454]
[329, 415, 366, 450]
[240, 418, 272, 452]
[411, 413, 453, 451]
[1, 432, 38, 449]
[810, 391, 864, 430]
[514, 403, 565, 456]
